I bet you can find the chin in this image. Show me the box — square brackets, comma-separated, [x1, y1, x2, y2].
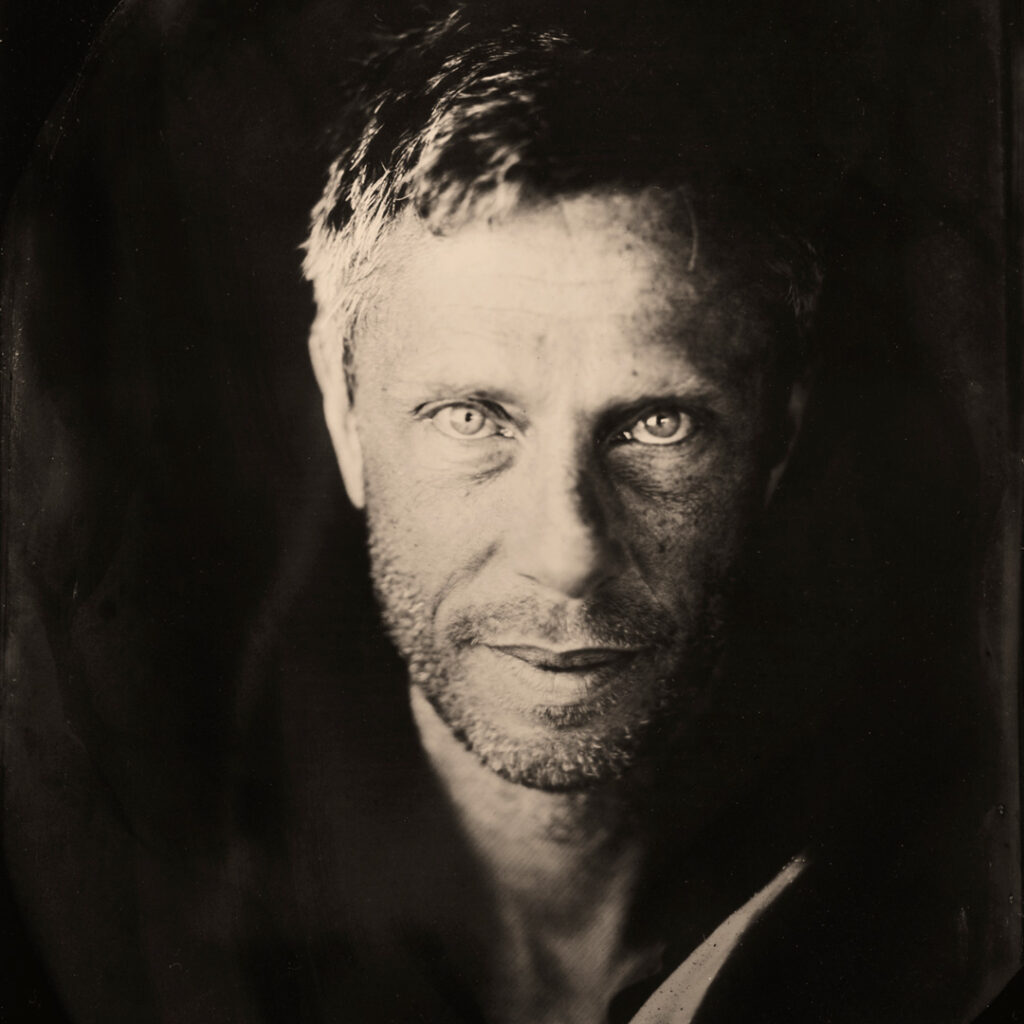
[420, 680, 686, 791]
[466, 736, 638, 792]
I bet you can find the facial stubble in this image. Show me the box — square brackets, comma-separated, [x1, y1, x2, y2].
[365, 508, 730, 792]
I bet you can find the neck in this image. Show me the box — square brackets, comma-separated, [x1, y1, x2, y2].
[410, 687, 651, 912]
[412, 687, 668, 1022]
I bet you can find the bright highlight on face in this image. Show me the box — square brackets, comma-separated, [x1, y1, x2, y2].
[321, 191, 800, 790]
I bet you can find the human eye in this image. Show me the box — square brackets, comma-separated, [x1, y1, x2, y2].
[616, 407, 697, 447]
[424, 401, 513, 441]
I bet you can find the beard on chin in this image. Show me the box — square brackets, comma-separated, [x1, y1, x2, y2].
[367, 527, 729, 792]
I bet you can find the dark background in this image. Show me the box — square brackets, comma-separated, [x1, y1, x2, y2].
[2, 1, 1021, 1020]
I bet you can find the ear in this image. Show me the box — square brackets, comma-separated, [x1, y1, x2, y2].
[322, 388, 366, 509]
[764, 375, 810, 505]
[310, 329, 366, 509]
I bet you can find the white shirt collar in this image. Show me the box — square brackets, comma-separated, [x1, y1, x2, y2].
[629, 853, 809, 1024]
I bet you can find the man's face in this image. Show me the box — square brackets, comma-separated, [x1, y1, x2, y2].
[324, 191, 796, 790]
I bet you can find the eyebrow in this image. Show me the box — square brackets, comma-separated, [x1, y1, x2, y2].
[392, 381, 526, 408]
[381, 343, 738, 413]
[394, 379, 730, 419]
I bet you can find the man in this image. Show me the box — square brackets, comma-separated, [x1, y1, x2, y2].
[293, 7, 994, 1023]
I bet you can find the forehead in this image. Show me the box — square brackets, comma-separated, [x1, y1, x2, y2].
[358, 191, 769, 389]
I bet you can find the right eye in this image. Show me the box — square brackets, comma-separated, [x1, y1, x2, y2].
[428, 403, 511, 440]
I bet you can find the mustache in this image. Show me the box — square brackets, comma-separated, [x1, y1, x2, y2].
[444, 593, 679, 650]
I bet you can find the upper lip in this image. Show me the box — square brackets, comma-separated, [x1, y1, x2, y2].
[485, 644, 642, 671]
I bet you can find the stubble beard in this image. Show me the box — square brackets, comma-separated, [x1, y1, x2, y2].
[366, 517, 730, 792]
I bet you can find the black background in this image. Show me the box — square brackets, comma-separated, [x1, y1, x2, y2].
[2, 1, 1021, 1020]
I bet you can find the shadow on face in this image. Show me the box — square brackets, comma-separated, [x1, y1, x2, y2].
[316, 190, 808, 791]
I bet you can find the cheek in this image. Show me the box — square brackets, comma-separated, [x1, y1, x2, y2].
[614, 458, 766, 597]
[361, 442, 496, 584]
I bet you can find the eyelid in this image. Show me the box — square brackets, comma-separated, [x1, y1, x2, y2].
[416, 397, 510, 421]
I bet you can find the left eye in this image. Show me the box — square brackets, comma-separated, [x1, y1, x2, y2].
[621, 409, 695, 446]
[429, 403, 507, 440]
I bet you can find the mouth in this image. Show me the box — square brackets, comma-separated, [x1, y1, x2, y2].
[472, 643, 652, 717]
[485, 644, 642, 672]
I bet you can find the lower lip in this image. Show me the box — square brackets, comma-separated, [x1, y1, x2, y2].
[478, 646, 641, 708]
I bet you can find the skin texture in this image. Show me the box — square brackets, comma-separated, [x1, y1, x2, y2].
[321, 190, 802, 791]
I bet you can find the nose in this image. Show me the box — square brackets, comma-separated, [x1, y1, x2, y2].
[508, 450, 625, 599]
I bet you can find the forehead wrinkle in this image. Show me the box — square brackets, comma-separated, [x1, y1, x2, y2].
[368, 296, 748, 397]
[356, 193, 771, 400]
[379, 347, 729, 410]
[366, 298, 756, 403]
[408, 207, 697, 299]
[386, 271, 704, 348]
[372, 190, 706, 303]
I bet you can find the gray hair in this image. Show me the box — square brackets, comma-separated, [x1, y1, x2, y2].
[302, 7, 823, 397]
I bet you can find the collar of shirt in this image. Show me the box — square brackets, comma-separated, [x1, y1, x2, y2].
[629, 853, 809, 1024]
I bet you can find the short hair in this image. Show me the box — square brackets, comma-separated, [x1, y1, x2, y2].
[302, 6, 823, 397]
